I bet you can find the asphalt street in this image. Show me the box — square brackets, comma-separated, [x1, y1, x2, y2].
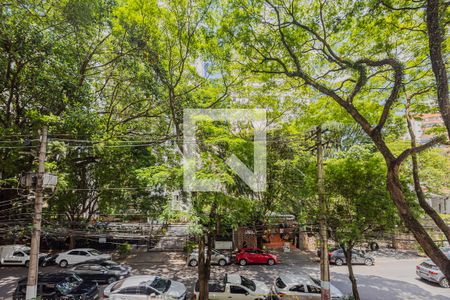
[1, 249, 450, 300]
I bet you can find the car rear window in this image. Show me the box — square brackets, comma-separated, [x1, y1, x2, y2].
[276, 278, 286, 289]
[421, 262, 438, 270]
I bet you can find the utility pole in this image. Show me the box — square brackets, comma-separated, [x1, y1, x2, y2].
[316, 125, 330, 300]
[26, 126, 48, 300]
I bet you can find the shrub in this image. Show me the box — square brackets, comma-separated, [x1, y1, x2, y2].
[119, 242, 132, 257]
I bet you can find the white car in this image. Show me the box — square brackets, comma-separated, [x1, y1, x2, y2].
[55, 248, 111, 267]
[0, 245, 47, 267]
[272, 273, 344, 300]
[187, 248, 230, 267]
[103, 275, 187, 299]
[194, 273, 270, 300]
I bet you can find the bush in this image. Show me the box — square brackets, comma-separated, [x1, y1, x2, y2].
[119, 242, 132, 257]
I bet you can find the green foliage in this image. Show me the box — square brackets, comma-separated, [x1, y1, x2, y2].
[119, 242, 132, 256]
[0, 0, 448, 258]
[325, 145, 399, 245]
[184, 240, 198, 253]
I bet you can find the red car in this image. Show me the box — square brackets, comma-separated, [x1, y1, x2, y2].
[235, 248, 278, 266]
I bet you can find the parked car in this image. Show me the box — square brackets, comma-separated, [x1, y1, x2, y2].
[416, 259, 449, 288]
[41, 253, 59, 267]
[316, 246, 341, 258]
[329, 249, 374, 266]
[73, 259, 132, 273]
[55, 248, 111, 268]
[235, 248, 278, 266]
[13, 272, 98, 300]
[0, 245, 47, 267]
[272, 273, 344, 299]
[103, 275, 187, 299]
[70, 263, 131, 284]
[193, 273, 270, 300]
[188, 249, 230, 267]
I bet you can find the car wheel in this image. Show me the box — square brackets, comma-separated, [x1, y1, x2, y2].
[59, 260, 68, 268]
[440, 278, 449, 288]
[267, 258, 275, 266]
[335, 258, 344, 266]
[364, 258, 374, 266]
[189, 259, 198, 267]
[24, 260, 29, 268]
[239, 259, 247, 266]
[218, 259, 227, 267]
[107, 277, 117, 284]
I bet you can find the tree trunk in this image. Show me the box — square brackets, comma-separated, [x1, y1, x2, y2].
[198, 235, 209, 300]
[197, 203, 216, 300]
[344, 246, 360, 300]
[198, 231, 213, 300]
[69, 231, 76, 249]
[426, 0, 450, 139]
[386, 165, 450, 278]
[406, 99, 450, 242]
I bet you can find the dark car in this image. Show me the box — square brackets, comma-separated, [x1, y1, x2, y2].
[74, 259, 130, 269]
[69, 263, 131, 284]
[13, 273, 98, 300]
[329, 249, 375, 266]
[40, 253, 59, 267]
[73, 259, 132, 273]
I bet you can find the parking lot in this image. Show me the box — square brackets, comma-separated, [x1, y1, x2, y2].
[1, 249, 450, 300]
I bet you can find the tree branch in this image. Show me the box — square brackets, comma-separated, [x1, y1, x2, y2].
[396, 135, 446, 165]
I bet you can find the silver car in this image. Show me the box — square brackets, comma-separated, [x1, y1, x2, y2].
[329, 249, 374, 266]
[187, 249, 230, 267]
[272, 273, 344, 299]
[416, 259, 449, 288]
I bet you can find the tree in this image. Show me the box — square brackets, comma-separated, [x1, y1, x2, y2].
[326, 146, 399, 300]
[425, 0, 450, 139]
[378, 0, 450, 139]
[404, 88, 450, 242]
[0, 0, 172, 238]
[227, 0, 450, 278]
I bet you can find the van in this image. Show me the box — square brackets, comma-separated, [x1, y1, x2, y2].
[0, 245, 47, 267]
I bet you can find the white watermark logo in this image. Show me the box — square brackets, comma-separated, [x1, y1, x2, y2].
[183, 109, 267, 192]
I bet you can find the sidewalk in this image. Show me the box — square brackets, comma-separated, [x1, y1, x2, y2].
[270, 247, 318, 267]
[120, 250, 187, 265]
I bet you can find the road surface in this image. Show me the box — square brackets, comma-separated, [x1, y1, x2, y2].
[1, 249, 449, 299]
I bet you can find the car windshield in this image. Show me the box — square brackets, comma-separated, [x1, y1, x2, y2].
[240, 276, 256, 292]
[88, 250, 102, 256]
[149, 277, 171, 293]
[309, 276, 321, 286]
[56, 274, 83, 295]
